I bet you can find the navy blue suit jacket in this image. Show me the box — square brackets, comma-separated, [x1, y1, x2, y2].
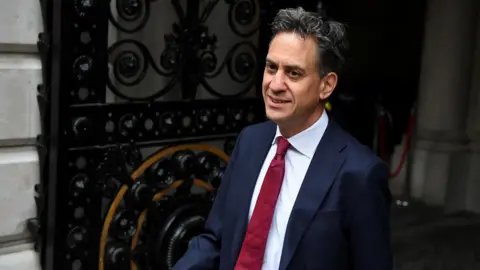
[174, 119, 393, 270]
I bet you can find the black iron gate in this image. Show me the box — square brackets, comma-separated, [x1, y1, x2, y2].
[32, 0, 283, 269]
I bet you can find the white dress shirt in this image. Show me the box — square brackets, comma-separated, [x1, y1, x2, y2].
[248, 111, 329, 270]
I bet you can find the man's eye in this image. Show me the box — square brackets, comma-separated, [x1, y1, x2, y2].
[266, 64, 276, 71]
[289, 71, 301, 78]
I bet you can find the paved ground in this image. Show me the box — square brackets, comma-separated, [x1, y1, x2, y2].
[391, 201, 480, 270]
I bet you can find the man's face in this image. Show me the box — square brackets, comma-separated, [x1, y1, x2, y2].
[262, 32, 336, 127]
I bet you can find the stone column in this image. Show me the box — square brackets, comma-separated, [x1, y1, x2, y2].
[411, 0, 479, 207]
[459, 12, 480, 213]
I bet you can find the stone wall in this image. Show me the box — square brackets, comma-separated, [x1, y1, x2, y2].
[0, 0, 42, 269]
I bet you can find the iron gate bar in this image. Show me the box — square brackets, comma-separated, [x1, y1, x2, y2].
[182, 0, 201, 100]
[37, 0, 111, 269]
[67, 98, 264, 148]
[42, 0, 63, 268]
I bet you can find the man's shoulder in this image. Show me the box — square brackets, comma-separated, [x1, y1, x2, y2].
[333, 122, 386, 171]
[240, 120, 276, 138]
[332, 124, 389, 195]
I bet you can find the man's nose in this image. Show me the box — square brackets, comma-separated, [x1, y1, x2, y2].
[269, 73, 286, 91]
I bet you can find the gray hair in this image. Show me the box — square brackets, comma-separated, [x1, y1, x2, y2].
[270, 7, 349, 76]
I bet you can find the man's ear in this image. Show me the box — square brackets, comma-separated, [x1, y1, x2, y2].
[319, 72, 338, 100]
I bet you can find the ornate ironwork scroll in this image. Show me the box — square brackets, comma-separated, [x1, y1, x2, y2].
[107, 0, 266, 101]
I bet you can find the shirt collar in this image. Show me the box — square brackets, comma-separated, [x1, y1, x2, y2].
[272, 110, 329, 158]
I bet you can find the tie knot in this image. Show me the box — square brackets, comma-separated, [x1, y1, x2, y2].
[276, 137, 290, 157]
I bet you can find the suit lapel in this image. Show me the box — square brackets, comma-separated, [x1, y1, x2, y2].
[230, 121, 276, 264]
[279, 121, 347, 270]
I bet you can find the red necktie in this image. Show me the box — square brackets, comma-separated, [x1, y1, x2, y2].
[234, 137, 290, 270]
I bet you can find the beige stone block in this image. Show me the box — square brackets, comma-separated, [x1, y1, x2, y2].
[0, 0, 42, 52]
[0, 249, 40, 270]
[0, 147, 38, 238]
[0, 54, 41, 145]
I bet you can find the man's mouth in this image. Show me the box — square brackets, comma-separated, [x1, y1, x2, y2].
[270, 96, 289, 104]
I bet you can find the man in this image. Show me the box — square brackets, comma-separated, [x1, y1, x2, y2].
[174, 7, 392, 270]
